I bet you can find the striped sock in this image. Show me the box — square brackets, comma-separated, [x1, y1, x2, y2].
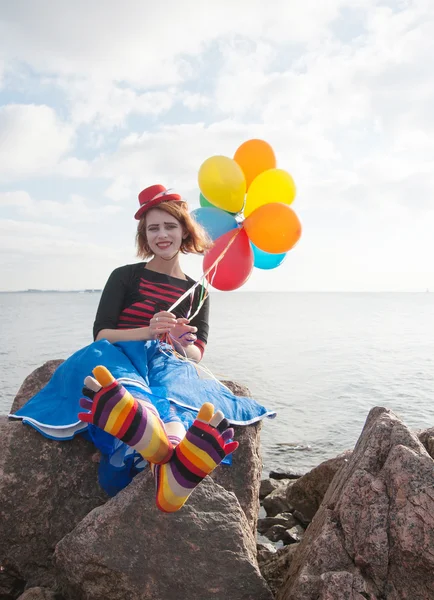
[152, 402, 239, 513]
[78, 365, 173, 465]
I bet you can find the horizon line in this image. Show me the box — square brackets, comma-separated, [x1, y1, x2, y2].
[0, 289, 431, 294]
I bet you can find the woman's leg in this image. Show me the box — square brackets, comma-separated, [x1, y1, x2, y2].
[151, 403, 239, 513]
[79, 366, 174, 465]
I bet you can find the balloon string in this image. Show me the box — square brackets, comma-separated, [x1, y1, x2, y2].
[188, 281, 209, 321]
[167, 226, 243, 314]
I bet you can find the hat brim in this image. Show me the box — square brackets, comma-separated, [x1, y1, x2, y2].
[134, 194, 183, 220]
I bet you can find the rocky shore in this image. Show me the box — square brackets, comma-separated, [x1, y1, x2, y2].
[1, 361, 433, 599]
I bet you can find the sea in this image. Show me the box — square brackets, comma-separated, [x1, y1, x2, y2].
[1, 291, 433, 475]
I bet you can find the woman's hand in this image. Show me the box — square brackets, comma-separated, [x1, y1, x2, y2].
[169, 318, 198, 347]
[148, 311, 177, 339]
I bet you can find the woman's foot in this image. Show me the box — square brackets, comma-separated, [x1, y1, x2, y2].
[153, 402, 239, 512]
[78, 365, 173, 465]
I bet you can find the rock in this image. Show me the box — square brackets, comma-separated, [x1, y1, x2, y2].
[265, 524, 291, 543]
[276, 407, 434, 600]
[17, 587, 62, 600]
[221, 380, 252, 398]
[284, 525, 305, 544]
[10, 360, 65, 413]
[0, 417, 107, 591]
[418, 426, 434, 459]
[258, 514, 298, 535]
[260, 478, 281, 500]
[257, 543, 277, 564]
[0, 560, 26, 599]
[55, 471, 274, 600]
[292, 510, 311, 528]
[316, 572, 370, 600]
[285, 451, 352, 521]
[211, 422, 262, 532]
[260, 544, 299, 597]
[263, 480, 294, 517]
[261, 523, 303, 546]
[269, 470, 304, 480]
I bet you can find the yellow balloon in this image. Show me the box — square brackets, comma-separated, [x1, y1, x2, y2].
[198, 156, 246, 213]
[244, 169, 296, 217]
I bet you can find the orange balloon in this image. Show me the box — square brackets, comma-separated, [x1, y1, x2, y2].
[234, 139, 276, 190]
[243, 203, 302, 254]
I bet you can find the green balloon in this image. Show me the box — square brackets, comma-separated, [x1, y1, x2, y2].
[199, 193, 215, 209]
[199, 193, 238, 215]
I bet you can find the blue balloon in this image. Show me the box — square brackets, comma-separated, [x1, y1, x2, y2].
[251, 243, 287, 270]
[191, 207, 238, 242]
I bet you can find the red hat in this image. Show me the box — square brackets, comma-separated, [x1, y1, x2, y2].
[134, 184, 183, 220]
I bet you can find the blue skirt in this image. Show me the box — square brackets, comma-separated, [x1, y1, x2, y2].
[10, 340, 276, 495]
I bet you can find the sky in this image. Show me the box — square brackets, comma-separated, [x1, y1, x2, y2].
[0, 0, 433, 292]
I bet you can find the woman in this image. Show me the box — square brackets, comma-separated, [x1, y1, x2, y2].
[11, 185, 276, 512]
[93, 184, 211, 362]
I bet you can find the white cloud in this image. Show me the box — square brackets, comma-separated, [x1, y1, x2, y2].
[104, 176, 134, 203]
[0, 218, 134, 291]
[61, 79, 176, 128]
[93, 121, 269, 201]
[0, 191, 122, 223]
[0, 219, 89, 254]
[0, 0, 363, 132]
[0, 190, 32, 209]
[0, 104, 74, 182]
[56, 157, 91, 178]
[182, 93, 211, 111]
[213, 1, 434, 136]
[0, 1, 350, 84]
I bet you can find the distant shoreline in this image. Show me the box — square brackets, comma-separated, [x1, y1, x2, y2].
[0, 289, 430, 294]
[0, 290, 103, 294]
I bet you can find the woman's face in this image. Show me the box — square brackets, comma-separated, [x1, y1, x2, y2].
[145, 208, 185, 258]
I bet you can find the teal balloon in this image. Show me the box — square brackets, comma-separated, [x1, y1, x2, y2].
[251, 243, 287, 270]
[199, 192, 237, 215]
[191, 207, 238, 242]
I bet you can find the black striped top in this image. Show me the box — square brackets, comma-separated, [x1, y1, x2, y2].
[93, 263, 209, 355]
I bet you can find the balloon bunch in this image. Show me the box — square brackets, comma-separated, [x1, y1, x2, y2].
[192, 139, 302, 291]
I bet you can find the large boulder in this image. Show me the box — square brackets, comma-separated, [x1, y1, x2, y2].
[55, 470, 274, 600]
[276, 407, 434, 600]
[0, 417, 107, 593]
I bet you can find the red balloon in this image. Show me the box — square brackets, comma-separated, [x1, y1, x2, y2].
[203, 228, 253, 291]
